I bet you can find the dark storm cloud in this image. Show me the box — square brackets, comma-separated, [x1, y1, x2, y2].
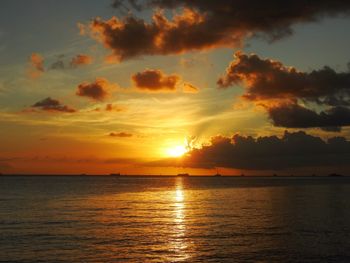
[267, 104, 350, 132]
[76, 78, 114, 101]
[93, 0, 350, 60]
[132, 69, 180, 91]
[31, 97, 76, 113]
[155, 131, 350, 170]
[218, 51, 350, 130]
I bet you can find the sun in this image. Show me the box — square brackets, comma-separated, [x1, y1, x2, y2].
[166, 145, 188, 157]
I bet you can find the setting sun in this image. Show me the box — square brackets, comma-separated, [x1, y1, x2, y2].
[166, 145, 188, 157]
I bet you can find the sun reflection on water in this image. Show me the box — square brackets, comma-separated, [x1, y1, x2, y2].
[174, 183, 185, 225]
[169, 177, 190, 261]
[175, 188, 184, 202]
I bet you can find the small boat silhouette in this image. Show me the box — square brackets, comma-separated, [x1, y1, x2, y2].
[214, 168, 222, 177]
[328, 173, 343, 177]
[177, 173, 190, 177]
[110, 173, 121, 176]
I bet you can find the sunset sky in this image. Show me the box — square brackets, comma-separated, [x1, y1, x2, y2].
[1, 0, 350, 175]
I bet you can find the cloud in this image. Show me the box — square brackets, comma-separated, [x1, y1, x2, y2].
[132, 69, 180, 91]
[31, 97, 76, 113]
[77, 22, 86, 35]
[76, 78, 115, 101]
[49, 54, 93, 70]
[183, 82, 199, 93]
[155, 131, 350, 170]
[50, 60, 65, 70]
[86, 0, 350, 60]
[109, 132, 133, 137]
[112, 0, 143, 12]
[28, 53, 44, 78]
[218, 51, 350, 105]
[218, 51, 350, 130]
[87, 8, 230, 61]
[30, 53, 44, 71]
[70, 54, 93, 67]
[105, 103, 125, 112]
[267, 104, 350, 132]
[91, 103, 125, 112]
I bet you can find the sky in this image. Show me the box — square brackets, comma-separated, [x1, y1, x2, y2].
[1, 0, 350, 175]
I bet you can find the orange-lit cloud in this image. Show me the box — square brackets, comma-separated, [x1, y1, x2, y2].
[86, 8, 234, 61]
[218, 51, 350, 104]
[105, 103, 125, 112]
[132, 69, 180, 91]
[76, 78, 115, 101]
[70, 54, 93, 67]
[91, 103, 125, 112]
[49, 54, 92, 70]
[183, 82, 199, 94]
[30, 97, 76, 113]
[77, 22, 86, 35]
[218, 51, 350, 131]
[28, 53, 44, 79]
[86, 0, 350, 60]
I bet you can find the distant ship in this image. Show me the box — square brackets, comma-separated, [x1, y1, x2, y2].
[328, 173, 344, 177]
[177, 173, 190, 177]
[110, 173, 121, 176]
[214, 168, 222, 177]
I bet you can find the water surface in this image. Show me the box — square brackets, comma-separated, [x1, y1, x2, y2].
[1, 176, 350, 262]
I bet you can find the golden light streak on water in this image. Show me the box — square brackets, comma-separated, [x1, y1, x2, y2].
[168, 177, 190, 261]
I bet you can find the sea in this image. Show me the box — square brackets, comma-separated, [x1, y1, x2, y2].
[1, 176, 350, 262]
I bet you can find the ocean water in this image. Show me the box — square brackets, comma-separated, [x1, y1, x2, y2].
[1, 176, 350, 262]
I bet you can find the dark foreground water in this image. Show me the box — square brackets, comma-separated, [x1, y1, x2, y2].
[1, 176, 350, 262]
